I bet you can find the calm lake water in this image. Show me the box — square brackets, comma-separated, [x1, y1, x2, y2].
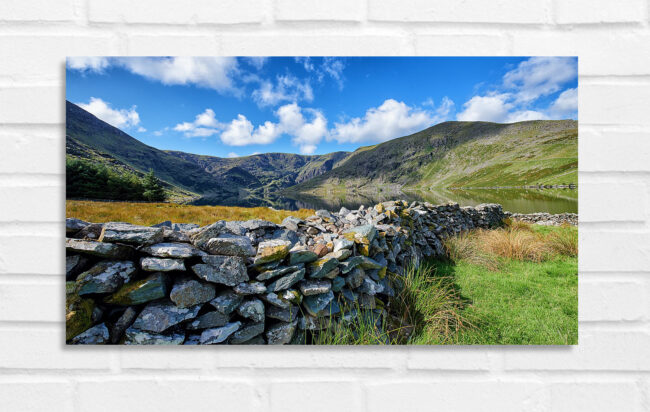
[191, 187, 578, 214]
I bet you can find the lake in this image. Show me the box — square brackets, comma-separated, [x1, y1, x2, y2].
[191, 187, 578, 214]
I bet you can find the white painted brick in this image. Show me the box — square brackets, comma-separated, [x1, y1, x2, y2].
[0, 0, 77, 22]
[270, 381, 362, 411]
[0, 187, 63, 222]
[579, 232, 650, 272]
[415, 34, 509, 55]
[504, 330, 650, 370]
[579, 280, 647, 321]
[275, 0, 364, 22]
[548, 382, 643, 412]
[406, 346, 492, 370]
[0, 382, 74, 412]
[125, 34, 219, 55]
[215, 348, 404, 369]
[0, 281, 62, 322]
[0, 87, 63, 124]
[580, 83, 650, 126]
[76, 379, 258, 412]
[580, 128, 650, 171]
[120, 348, 216, 370]
[511, 31, 650, 76]
[0, 328, 111, 369]
[368, 0, 550, 23]
[0, 35, 117, 82]
[88, 0, 266, 24]
[554, 0, 646, 24]
[0, 236, 63, 275]
[0, 128, 63, 174]
[366, 381, 546, 412]
[219, 34, 414, 56]
[579, 181, 646, 222]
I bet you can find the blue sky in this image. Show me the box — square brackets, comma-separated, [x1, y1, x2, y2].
[66, 56, 578, 157]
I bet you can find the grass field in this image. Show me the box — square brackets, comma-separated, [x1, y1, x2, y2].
[317, 222, 578, 345]
[66, 200, 315, 226]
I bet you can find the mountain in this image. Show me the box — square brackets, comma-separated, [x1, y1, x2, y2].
[66, 101, 350, 201]
[287, 120, 577, 196]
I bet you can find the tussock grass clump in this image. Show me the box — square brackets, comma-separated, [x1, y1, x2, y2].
[312, 306, 397, 345]
[66, 200, 315, 226]
[546, 224, 578, 257]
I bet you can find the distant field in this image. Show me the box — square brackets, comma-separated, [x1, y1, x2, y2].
[66, 200, 314, 226]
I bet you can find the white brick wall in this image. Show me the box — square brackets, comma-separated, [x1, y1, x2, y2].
[0, 1, 648, 410]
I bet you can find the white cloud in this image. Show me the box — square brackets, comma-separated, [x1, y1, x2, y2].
[220, 115, 283, 146]
[76, 97, 140, 129]
[252, 75, 313, 107]
[173, 109, 222, 138]
[457, 94, 511, 122]
[277, 103, 328, 154]
[549, 87, 578, 118]
[244, 57, 267, 70]
[152, 127, 168, 137]
[503, 57, 577, 104]
[322, 57, 345, 89]
[330, 99, 450, 144]
[116, 57, 240, 93]
[67, 57, 110, 73]
[227, 152, 239, 158]
[505, 110, 548, 122]
[137, 126, 147, 132]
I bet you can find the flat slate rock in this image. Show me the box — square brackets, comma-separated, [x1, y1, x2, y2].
[76, 260, 137, 296]
[192, 255, 248, 286]
[141, 242, 206, 258]
[254, 239, 291, 265]
[110, 307, 138, 343]
[132, 301, 201, 333]
[266, 321, 297, 345]
[200, 321, 241, 344]
[302, 290, 335, 317]
[299, 279, 332, 296]
[66, 238, 134, 259]
[99, 222, 164, 245]
[234, 281, 267, 295]
[210, 290, 243, 314]
[266, 268, 305, 293]
[170, 279, 216, 308]
[66, 217, 90, 235]
[66, 254, 90, 280]
[70, 323, 109, 344]
[186, 311, 230, 330]
[261, 292, 292, 309]
[205, 236, 255, 257]
[267, 305, 299, 323]
[104, 272, 169, 306]
[140, 257, 186, 272]
[229, 322, 265, 344]
[308, 257, 339, 279]
[189, 221, 226, 249]
[237, 299, 265, 323]
[288, 246, 318, 265]
[256, 264, 304, 281]
[124, 327, 185, 345]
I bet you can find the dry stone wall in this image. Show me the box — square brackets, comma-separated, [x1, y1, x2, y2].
[65, 200, 506, 345]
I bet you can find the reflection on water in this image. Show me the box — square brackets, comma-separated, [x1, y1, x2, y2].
[191, 187, 578, 214]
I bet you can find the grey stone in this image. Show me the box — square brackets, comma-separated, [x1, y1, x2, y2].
[124, 327, 185, 345]
[200, 321, 241, 344]
[152, 220, 172, 228]
[359, 256, 383, 270]
[288, 245, 318, 265]
[76, 260, 137, 296]
[75, 223, 104, 240]
[302, 290, 335, 317]
[299, 279, 332, 296]
[237, 299, 265, 322]
[281, 216, 303, 231]
[326, 249, 351, 261]
[242, 219, 278, 231]
[99, 222, 164, 245]
[358, 277, 384, 296]
[308, 257, 339, 279]
[66, 254, 90, 280]
[256, 264, 304, 281]
[192, 255, 248, 286]
[254, 239, 291, 265]
[266, 268, 305, 292]
[66, 238, 134, 259]
[331, 276, 345, 292]
[205, 236, 255, 257]
[141, 242, 206, 258]
[267, 305, 299, 322]
[110, 307, 138, 343]
[66, 217, 90, 235]
[229, 322, 265, 344]
[261, 292, 292, 309]
[339, 256, 365, 274]
[234, 281, 267, 295]
[266, 321, 297, 345]
[210, 290, 243, 315]
[140, 257, 186, 272]
[187, 311, 230, 330]
[104, 272, 169, 306]
[278, 289, 302, 305]
[189, 221, 226, 249]
[132, 301, 201, 333]
[170, 279, 215, 308]
[70, 323, 109, 344]
[342, 224, 377, 244]
[172, 223, 200, 232]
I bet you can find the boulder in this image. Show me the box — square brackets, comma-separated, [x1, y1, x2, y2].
[140, 242, 206, 258]
[205, 236, 255, 257]
[104, 272, 169, 306]
[192, 255, 248, 286]
[140, 257, 186, 272]
[132, 301, 201, 333]
[254, 239, 291, 265]
[66, 238, 134, 259]
[200, 322, 241, 344]
[170, 279, 216, 308]
[99, 222, 164, 245]
[76, 261, 137, 296]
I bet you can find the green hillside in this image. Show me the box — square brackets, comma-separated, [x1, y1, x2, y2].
[288, 120, 577, 195]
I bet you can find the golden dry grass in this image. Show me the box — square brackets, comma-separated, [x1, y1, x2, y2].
[66, 200, 315, 226]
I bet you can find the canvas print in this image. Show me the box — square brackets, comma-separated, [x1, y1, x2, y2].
[65, 57, 578, 345]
